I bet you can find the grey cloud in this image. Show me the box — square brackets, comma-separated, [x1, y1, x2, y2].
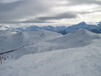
[21, 19, 48, 23]
[21, 12, 77, 23]
[38, 12, 77, 20]
[65, 0, 101, 5]
[0, 0, 101, 24]
[0, 0, 22, 12]
[0, 0, 56, 23]
[79, 11, 94, 14]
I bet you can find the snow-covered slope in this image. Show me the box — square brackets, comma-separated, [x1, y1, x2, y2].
[19, 29, 100, 55]
[0, 41, 101, 76]
[1, 29, 101, 59]
[0, 30, 62, 53]
[0, 29, 101, 76]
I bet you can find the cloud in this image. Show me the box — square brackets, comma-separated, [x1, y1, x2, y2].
[0, 0, 101, 24]
[0, 0, 20, 3]
[63, 0, 101, 5]
[0, 0, 56, 23]
[38, 12, 77, 20]
[21, 19, 48, 23]
[21, 12, 77, 23]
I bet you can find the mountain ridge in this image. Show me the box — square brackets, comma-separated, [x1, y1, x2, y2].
[0, 21, 101, 34]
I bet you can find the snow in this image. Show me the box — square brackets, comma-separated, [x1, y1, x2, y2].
[0, 30, 62, 53]
[0, 29, 101, 76]
[1, 45, 101, 76]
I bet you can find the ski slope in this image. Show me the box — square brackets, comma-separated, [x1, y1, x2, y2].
[0, 29, 101, 76]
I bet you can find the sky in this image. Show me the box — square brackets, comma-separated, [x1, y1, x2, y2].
[0, 0, 101, 26]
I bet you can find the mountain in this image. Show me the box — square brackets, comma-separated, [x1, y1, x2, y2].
[0, 21, 101, 35]
[65, 22, 100, 34]
[27, 29, 100, 54]
[65, 22, 88, 33]
[13, 21, 101, 34]
[0, 30, 62, 53]
[0, 29, 101, 76]
[15, 25, 67, 34]
[1, 29, 100, 59]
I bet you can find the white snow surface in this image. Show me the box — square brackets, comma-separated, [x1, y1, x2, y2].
[0, 30, 62, 52]
[0, 29, 101, 76]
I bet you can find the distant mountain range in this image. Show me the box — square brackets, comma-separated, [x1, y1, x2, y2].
[0, 21, 101, 34]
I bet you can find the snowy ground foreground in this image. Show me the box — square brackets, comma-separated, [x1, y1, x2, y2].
[0, 29, 101, 76]
[0, 44, 101, 76]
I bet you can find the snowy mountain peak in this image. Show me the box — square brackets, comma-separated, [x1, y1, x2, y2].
[78, 21, 86, 25]
[72, 29, 96, 36]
